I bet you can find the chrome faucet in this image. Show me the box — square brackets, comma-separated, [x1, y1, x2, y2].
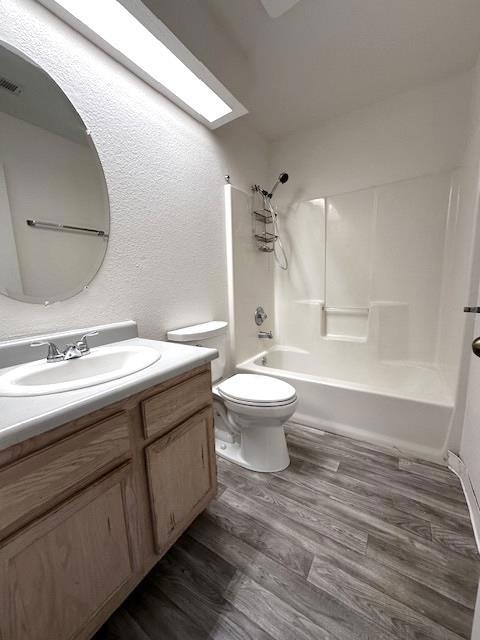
[62, 344, 84, 361]
[257, 330, 273, 339]
[31, 331, 99, 363]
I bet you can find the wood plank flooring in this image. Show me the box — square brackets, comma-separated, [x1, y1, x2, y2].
[94, 423, 480, 640]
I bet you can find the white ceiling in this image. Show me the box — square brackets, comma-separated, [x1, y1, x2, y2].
[205, 0, 480, 139]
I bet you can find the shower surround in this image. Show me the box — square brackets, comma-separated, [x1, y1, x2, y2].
[234, 171, 456, 460]
[227, 72, 475, 461]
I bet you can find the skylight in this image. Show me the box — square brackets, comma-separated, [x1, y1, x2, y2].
[39, 0, 246, 127]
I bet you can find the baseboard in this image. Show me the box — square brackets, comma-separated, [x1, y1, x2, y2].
[448, 451, 480, 554]
[290, 412, 446, 465]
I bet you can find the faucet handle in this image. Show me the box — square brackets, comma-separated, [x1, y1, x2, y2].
[255, 306, 268, 326]
[30, 341, 63, 362]
[76, 331, 99, 355]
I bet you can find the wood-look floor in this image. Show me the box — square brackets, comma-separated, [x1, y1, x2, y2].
[95, 423, 480, 640]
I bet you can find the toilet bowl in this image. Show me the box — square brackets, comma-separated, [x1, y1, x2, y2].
[213, 373, 297, 472]
[166, 321, 298, 473]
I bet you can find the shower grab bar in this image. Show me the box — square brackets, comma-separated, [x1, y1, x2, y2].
[26, 219, 109, 238]
[324, 306, 369, 314]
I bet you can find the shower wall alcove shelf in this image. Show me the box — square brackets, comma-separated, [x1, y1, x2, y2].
[26, 219, 109, 238]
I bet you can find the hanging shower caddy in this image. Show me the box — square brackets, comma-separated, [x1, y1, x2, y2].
[252, 184, 278, 252]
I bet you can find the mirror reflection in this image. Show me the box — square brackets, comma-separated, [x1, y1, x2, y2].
[0, 42, 109, 304]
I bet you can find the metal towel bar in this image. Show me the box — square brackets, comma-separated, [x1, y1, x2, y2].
[26, 219, 109, 238]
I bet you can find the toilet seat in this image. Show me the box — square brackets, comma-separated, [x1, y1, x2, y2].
[217, 374, 297, 407]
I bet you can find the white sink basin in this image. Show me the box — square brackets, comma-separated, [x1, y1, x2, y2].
[0, 345, 161, 396]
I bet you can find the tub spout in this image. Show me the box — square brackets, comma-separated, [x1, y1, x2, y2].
[258, 330, 273, 339]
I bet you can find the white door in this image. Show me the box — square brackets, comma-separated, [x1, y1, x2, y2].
[462, 300, 480, 640]
[461, 301, 480, 499]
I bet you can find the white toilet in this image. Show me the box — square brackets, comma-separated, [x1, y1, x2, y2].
[167, 321, 297, 472]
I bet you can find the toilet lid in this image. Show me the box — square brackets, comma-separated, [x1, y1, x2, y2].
[217, 374, 296, 406]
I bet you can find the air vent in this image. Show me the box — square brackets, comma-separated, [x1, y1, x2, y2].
[0, 76, 22, 96]
[260, 0, 300, 18]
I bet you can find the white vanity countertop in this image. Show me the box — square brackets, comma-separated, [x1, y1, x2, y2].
[0, 337, 217, 451]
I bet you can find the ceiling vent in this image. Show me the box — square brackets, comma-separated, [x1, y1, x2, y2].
[0, 76, 22, 96]
[260, 0, 300, 18]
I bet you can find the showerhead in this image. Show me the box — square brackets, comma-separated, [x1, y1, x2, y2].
[268, 172, 289, 198]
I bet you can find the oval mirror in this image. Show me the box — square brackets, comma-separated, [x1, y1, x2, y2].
[0, 42, 109, 304]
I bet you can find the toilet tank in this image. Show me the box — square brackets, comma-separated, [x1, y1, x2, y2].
[166, 321, 228, 382]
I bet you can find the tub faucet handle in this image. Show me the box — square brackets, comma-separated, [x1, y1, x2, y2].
[255, 306, 268, 326]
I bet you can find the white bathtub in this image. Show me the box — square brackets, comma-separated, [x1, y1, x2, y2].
[237, 345, 454, 461]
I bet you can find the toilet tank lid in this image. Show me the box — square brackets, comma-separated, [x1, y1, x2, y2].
[167, 321, 228, 342]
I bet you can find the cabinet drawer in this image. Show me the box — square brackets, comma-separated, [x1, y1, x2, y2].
[0, 412, 131, 538]
[142, 371, 212, 439]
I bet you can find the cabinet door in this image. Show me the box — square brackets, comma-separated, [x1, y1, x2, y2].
[0, 466, 134, 640]
[146, 407, 216, 553]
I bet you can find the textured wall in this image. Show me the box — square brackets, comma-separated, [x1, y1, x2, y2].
[0, 0, 268, 343]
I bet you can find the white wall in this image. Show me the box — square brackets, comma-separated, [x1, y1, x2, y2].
[271, 72, 471, 202]
[274, 197, 326, 351]
[372, 173, 451, 364]
[270, 73, 472, 380]
[0, 0, 268, 345]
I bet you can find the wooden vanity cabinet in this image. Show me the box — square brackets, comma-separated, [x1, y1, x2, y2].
[0, 364, 216, 640]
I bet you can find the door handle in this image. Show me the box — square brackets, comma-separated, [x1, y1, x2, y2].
[465, 308, 480, 356]
[473, 337, 480, 358]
